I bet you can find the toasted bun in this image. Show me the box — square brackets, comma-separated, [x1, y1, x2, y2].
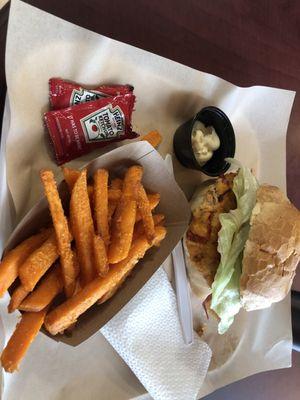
[240, 185, 300, 311]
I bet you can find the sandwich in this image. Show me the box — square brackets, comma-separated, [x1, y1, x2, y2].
[184, 162, 300, 334]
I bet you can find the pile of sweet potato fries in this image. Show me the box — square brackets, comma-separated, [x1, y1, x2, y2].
[0, 157, 166, 372]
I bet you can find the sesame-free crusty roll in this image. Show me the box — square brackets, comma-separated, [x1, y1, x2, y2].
[240, 185, 300, 310]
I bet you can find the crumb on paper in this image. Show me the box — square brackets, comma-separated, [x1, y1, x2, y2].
[196, 324, 206, 337]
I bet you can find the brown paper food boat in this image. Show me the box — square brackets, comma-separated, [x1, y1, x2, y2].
[4, 142, 191, 346]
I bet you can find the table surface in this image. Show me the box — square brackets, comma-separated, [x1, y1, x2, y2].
[0, 1, 299, 399]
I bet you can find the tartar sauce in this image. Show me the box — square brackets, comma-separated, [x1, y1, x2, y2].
[191, 121, 220, 165]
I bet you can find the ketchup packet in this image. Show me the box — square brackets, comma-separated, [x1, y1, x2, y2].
[44, 94, 137, 165]
[49, 78, 134, 109]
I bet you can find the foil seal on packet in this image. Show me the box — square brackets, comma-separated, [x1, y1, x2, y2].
[44, 93, 137, 165]
[49, 78, 134, 109]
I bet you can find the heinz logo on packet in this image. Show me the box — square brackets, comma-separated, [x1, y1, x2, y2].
[70, 89, 107, 106]
[45, 93, 137, 164]
[80, 105, 125, 142]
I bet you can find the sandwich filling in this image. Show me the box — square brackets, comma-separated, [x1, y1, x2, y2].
[186, 174, 237, 288]
[186, 165, 259, 334]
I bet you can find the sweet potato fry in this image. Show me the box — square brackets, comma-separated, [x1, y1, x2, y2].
[8, 286, 29, 313]
[97, 276, 127, 305]
[70, 169, 95, 285]
[45, 226, 166, 335]
[136, 193, 160, 222]
[19, 232, 59, 291]
[93, 234, 108, 277]
[62, 167, 94, 203]
[40, 170, 76, 297]
[136, 184, 155, 243]
[62, 167, 80, 191]
[63, 280, 82, 326]
[108, 199, 137, 264]
[61, 255, 80, 331]
[107, 189, 157, 224]
[153, 214, 165, 226]
[1, 309, 47, 373]
[93, 169, 109, 247]
[19, 265, 63, 312]
[108, 203, 117, 225]
[108, 189, 122, 201]
[98, 214, 165, 303]
[122, 165, 143, 198]
[111, 178, 123, 190]
[0, 228, 52, 298]
[108, 166, 143, 263]
[107, 180, 123, 224]
[147, 193, 160, 206]
[108, 193, 121, 224]
[140, 130, 162, 148]
[96, 214, 165, 307]
[133, 213, 165, 241]
[101, 214, 165, 304]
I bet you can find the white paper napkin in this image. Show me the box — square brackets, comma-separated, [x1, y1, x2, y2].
[101, 267, 211, 400]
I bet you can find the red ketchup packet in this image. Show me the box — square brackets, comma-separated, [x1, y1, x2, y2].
[44, 94, 137, 165]
[49, 78, 134, 110]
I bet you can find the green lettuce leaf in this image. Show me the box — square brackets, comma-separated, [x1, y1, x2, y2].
[211, 164, 259, 334]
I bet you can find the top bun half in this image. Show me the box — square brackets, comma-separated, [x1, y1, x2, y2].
[240, 185, 300, 311]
